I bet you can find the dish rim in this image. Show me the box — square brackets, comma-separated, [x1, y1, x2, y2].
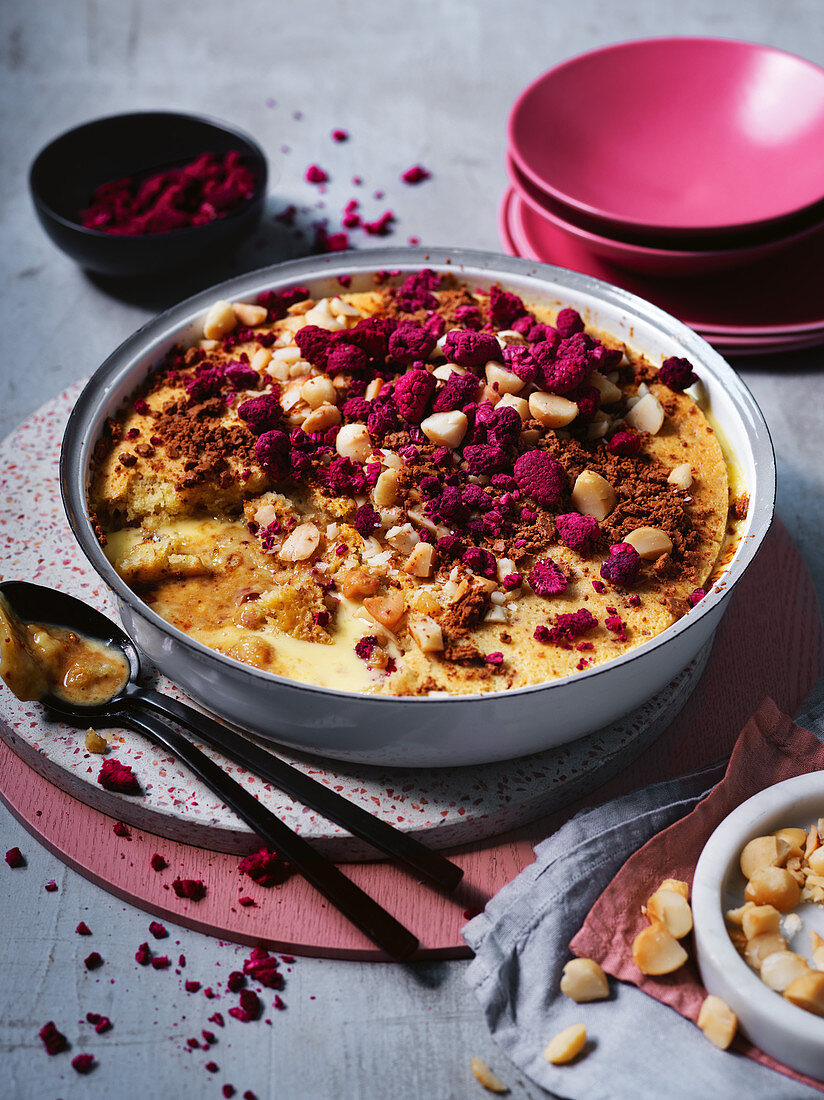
[60, 246, 776, 707]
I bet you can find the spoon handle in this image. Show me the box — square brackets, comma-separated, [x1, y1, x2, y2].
[131, 687, 463, 892]
[126, 709, 418, 961]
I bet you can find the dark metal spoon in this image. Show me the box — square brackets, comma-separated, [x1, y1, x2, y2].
[0, 580, 453, 959]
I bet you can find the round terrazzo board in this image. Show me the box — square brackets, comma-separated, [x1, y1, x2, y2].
[1, 383, 708, 859]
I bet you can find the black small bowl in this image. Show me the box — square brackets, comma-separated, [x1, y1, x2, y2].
[29, 111, 268, 278]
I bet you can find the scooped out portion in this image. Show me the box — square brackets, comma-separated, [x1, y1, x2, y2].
[88, 271, 743, 696]
[0, 594, 129, 705]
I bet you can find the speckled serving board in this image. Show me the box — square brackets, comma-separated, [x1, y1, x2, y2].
[0, 382, 709, 858]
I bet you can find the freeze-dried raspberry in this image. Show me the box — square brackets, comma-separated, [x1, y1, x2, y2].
[72, 1053, 95, 1074]
[600, 543, 641, 586]
[388, 321, 437, 363]
[326, 455, 366, 496]
[39, 1021, 67, 1055]
[658, 356, 698, 391]
[394, 369, 436, 423]
[462, 547, 496, 578]
[607, 430, 642, 456]
[185, 364, 226, 403]
[395, 269, 441, 312]
[44, 880, 58, 892]
[362, 210, 394, 236]
[172, 878, 206, 901]
[202, 1030, 216, 1045]
[228, 989, 261, 1023]
[442, 329, 499, 368]
[605, 614, 627, 641]
[305, 164, 328, 184]
[354, 504, 381, 538]
[205, 1061, 219, 1073]
[223, 1086, 236, 1098]
[86, 1012, 111, 1034]
[432, 371, 479, 412]
[555, 307, 585, 336]
[255, 430, 290, 481]
[112, 821, 131, 838]
[238, 896, 256, 907]
[591, 342, 623, 371]
[295, 324, 333, 368]
[238, 848, 291, 887]
[243, 947, 283, 989]
[555, 513, 599, 555]
[542, 333, 593, 394]
[331, 129, 348, 142]
[453, 304, 482, 329]
[209, 1013, 225, 1028]
[488, 285, 527, 328]
[151, 956, 171, 970]
[150, 853, 168, 872]
[347, 316, 397, 358]
[536, 608, 597, 645]
[98, 758, 141, 794]
[513, 451, 565, 506]
[528, 558, 568, 597]
[501, 343, 538, 383]
[135, 942, 152, 966]
[355, 635, 378, 660]
[463, 444, 509, 475]
[227, 971, 245, 993]
[401, 165, 430, 184]
[238, 394, 282, 436]
[502, 572, 522, 591]
[85, 951, 103, 970]
[570, 383, 600, 421]
[689, 588, 706, 606]
[148, 921, 167, 940]
[326, 341, 368, 375]
[185, 980, 201, 993]
[4, 847, 24, 868]
[75, 922, 92, 935]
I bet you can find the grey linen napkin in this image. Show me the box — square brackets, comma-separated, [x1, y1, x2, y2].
[463, 721, 824, 1100]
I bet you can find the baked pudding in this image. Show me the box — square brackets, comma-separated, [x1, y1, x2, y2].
[89, 269, 743, 696]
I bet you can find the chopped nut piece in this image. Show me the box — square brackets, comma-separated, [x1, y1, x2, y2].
[403, 543, 435, 579]
[365, 378, 383, 401]
[645, 887, 693, 939]
[741, 905, 781, 940]
[373, 468, 399, 509]
[559, 958, 609, 1002]
[363, 591, 405, 630]
[623, 527, 674, 562]
[408, 617, 444, 652]
[625, 392, 664, 435]
[420, 410, 469, 448]
[485, 362, 524, 394]
[203, 299, 237, 340]
[667, 463, 693, 490]
[339, 568, 381, 600]
[232, 302, 268, 327]
[805, 825, 820, 860]
[808, 847, 824, 876]
[740, 835, 791, 879]
[632, 921, 688, 975]
[301, 375, 337, 409]
[744, 867, 801, 911]
[279, 523, 320, 562]
[496, 394, 530, 421]
[470, 1056, 509, 1093]
[589, 370, 622, 404]
[725, 902, 754, 927]
[571, 470, 617, 522]
[697, 995, 737, 1050]
[544, 1023, 587, 1065]
[528, 391, 578, 429]
[659, 878, 690, 900]
[335, 424, 372, 463]
[85, 728, 108, 754]
[784, 970, 824, 1017]
[251, 347, 273, 374]
[745, 931, 787, 970]
[302, 403, 341, 433]
[760, 951, 810, 992]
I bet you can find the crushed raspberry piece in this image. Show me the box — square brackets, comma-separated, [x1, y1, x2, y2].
[243, 946, 283, 989]
[39, 1021, 67, 1055]
[86, 1012, 111, 1034]
[223, 1086, 236, 1098]
[555, 308, 585, 336]
[295, 324, 333, 368]
[325, 455, 366, 496]
[209, 1013, 225, 1028]
[326, 341, 368, 375]
[305, 164, 328, 184]
[4, 847, 24, 868]
[238, 848, 291, 887]
[462, 546, 496, 578]
[151, 956, 171, 970]
[238, 394, 282, 437]
[432, 371, 479, 412]
[605, 614, 627, 641]
[600, 543, 641, 586]
[227, 971, 245, 992]
[225, 360, 259, 390]
[229, 989, 261, 1023]
[44, 880, 58, 892]
[203, 987, 216, 999]
[394, 369, 436, 423]
[539, 609, 598, 645]
[113, 821, 131, 838]
[555, 513, 600, 555]
[84, 951, 103, 970]
[513, 451, 566, 506]
[75, 922, 92, 936]
[453, 304, 482, 328]
[187, 1037, 200, 1049]
[172, 878, 206, 901]
[244, 1092, 258, 1100]
[238, 896, 256, 907]
[442, 329, 499, 368]
[354, 504, 381, 538]
[317, 228, 350, 252]
[72, 1053, 95, 1074]
[185, 363, 226, 404]
[485, 652, 504, 665]
[541, 333, 593, 394]
[98, 758, 141, 794]
[205, 1061, 219, 1073]
[150, 853, 168, 872]
[255, 429, 290, 481]
[570, 383, 600, 422]
[528, 558, 568, 597]
[355, 635, 378, 660]
[135, 942, 151, 966]
[331, 129, 348, 142]
[148, 921, 168, 940]
[388, 320, 437, 363]
[689, 588, 706, 606]
[607, 429, 642, 456]
[502, 572, 522, 591]
[488, 285, 527, 327]
[362, 210, 394, 236]
[401, 165, 430, 184]
[659, 356, 698, 391]
[395, 268, 441, 312]
[463, 443, 509, 476]
[501, 344, 538, 383]
[202, 1029, 216, 1045]
[592, 579, 606, 594]
[185, 980, 201, 993]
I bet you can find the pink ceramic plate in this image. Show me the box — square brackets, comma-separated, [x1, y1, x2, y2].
[506, 152, 824, 279]
[502, 188, 824, 337]
[508, 38, 824, 239]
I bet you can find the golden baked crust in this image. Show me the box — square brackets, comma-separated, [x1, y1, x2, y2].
[90, 273, 737, 695]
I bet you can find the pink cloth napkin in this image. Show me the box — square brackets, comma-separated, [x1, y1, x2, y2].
[571, 695, 824, 1092]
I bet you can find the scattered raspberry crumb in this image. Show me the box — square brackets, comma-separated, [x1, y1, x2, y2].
[202, 1029, 216, 1045]
[75, 921, 92, 935]
[227, 971, 245, 993]
[223, 1086, 236, 1098]
[151, 956, 171, 970]
[607, 430, 642, 456]
[44, 880, 58, 892]
[528, 557, 568, 597]
[39, 1021, 67, 1055]
[86, 1012, 111, 1034]
[331, 129, 348, 142]
[355, 635, 378, 661]
[204, 987, 217, 999]
[273, 995, 286, 1010]
[600, 543, 641, 586]
[605, 614, 627, 641]
[408, 235, 420, 245]
[148, 921, 168, 939]
[229, 989, 261, 1023]
[689, 588, 706, 606]
[150, 854, 168, 873]
[238, 896, 257, 907]
[535, 609, 598, 646]
[209, 1012, 225, 1028]
[185, 980, 201, 993]
[112, 821, 131, 838]
[238, 848, 291, 887]
[305, 164, 328, 184]
[362, 210, 395, 236]
[485, 652, 503, 666]
[244, 1092, 258, 1100]
[242, 946, 283, 989]
[98, 758, 141, 794]
[205, 1061, 219, 1073]
[179, 954, 186, 967]
[172, 877, 206, 901]
[72, 1053, 95, 1074]
[187, 1037, 200, 1049]
[84, 951, 103, 970]
[401, 165, 430, 184]
[5, 847, 24, 868]
[592, 579, 606, 594]
[659, 356, 698, 391]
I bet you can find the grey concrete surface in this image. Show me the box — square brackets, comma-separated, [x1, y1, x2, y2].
[1, 1, 823, 1097]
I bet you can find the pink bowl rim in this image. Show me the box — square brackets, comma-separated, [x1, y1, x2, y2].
[507, 37, 824, 237]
